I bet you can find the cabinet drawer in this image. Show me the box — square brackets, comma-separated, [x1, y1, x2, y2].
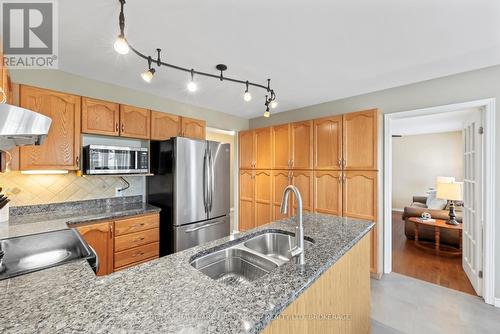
[114, 256, 158, 272]
[114, 214, 159, 236]
[114, 242, 159, 269]
[115, 228, 159, 252]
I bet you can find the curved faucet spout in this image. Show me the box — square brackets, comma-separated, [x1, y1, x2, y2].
[280, 185, 305, 265]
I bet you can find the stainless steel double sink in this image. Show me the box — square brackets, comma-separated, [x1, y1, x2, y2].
[190, 230, 314, 286]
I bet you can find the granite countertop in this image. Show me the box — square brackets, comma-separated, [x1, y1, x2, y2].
[1, 213, 373, 334]
[0, 196, 161, 239]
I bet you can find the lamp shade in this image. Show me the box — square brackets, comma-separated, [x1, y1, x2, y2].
[436, 176, 455, 184]
[436, 182, 463, 201]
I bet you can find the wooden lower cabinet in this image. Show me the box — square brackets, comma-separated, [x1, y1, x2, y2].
[75, 213, 160, 276]
[262, 234, 371, 334]
[272, 170, 291, 220]
[314, 171, 342, 216]
[75, 221, 114, 276]
[342, 170, 378, 273]
[291, 170, 313, 212]
[113, 213, 160, 271]
[238, 170, 272, 231]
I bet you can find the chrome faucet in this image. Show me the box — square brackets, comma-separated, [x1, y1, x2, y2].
[280, 185, 305, 265]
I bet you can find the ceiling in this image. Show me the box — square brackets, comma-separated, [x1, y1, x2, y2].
[391, 108, 479, 136]
[59, 0, 500, 119]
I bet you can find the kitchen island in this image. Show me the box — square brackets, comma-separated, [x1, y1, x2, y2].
[1, 213, 373, 334]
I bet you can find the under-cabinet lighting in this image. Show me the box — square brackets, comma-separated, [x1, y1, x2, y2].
[21, 170, 69, 175]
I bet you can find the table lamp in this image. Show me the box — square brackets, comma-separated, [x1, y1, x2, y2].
[436, 181, 463, 225]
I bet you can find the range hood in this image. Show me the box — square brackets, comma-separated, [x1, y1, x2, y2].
[0, 103, 52, 151]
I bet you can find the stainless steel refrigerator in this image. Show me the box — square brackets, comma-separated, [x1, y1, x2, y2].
[148, 137, 230, 256]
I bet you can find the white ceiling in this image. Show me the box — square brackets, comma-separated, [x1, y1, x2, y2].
[59, 0, 500, 119]
[391, 108, 479, 136]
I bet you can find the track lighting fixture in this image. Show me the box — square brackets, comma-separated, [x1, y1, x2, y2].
[114, 0, 277, 116]
[141, 57, 155, 83]
[243, 81, 252, 102]
[187, 69, 198, 92]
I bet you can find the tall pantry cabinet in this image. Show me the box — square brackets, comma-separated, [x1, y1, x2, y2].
[238, 109, 379, 275]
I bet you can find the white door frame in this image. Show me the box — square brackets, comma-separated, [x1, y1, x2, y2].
[383, 98, 496, 305]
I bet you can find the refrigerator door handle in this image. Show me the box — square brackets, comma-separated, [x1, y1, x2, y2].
[184, 219, 226, 233]
[203, 149, 208, 213]
[210, 151, 215, 211]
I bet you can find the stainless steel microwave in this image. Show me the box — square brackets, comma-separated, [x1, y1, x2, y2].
[82, 145, 149, 175]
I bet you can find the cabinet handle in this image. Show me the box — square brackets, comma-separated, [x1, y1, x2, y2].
[132, 223, 145, 228]
[76, 156, 80, 168]
[134, 237, 145, 242]
[121, 123, 125, 133]
[342, 175, 347, 183]
[338, 159, 342, 167]
[342, 159, 346, 168]
[291, 159, 294, 167]
[109, 224, 113, 239]
[133, 251, 145, 257]
[115, 122, 119, 132]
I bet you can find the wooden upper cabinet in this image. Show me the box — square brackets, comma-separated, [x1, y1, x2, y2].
[291, 170, 313, 212]
[314, 171, 342, 216]
[272, 170, 291, 220]
[343, 109, 378, 170]
[239, 130, 254, 169]
[119, 105, 151, 139]
[239, 170, 254, 231]
[20, 85, 81, 170]
[342, 170, 377, 221]
[254, 170, 272, 227]
[181, 117, 206, 140]
[151, 111, 180, 140]
[75, 221, 113, 276]
[290, 120, 313, 169]
[314, 116, 342, 170]
[81, 97, 120, 136]
[1, 56, 13, 104]
[272, 124, 291, 169]
[254, 127, 272, 169]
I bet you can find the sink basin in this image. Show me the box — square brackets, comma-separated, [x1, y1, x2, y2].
[190, 248, 277, 286]
[244, 232, 314, 262]
[0, 229, 96, 280]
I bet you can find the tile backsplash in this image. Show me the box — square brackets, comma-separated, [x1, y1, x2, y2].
[0, 172, 144, 207]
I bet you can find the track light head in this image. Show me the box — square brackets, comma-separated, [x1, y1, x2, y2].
[243, 81, 252, 101]
[114, 35, 129, 54]
[141, 68, 155, 83]
[264, 106, 270, 118]
[187, 69, 198, 92]
[270, 100, 278, 109]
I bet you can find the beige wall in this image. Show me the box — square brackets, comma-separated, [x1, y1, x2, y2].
[250, 64, 500, 299]
[392, 132, 463, 210]
[10, 69, 249, 131]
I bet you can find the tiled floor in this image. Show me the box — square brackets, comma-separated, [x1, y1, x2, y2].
[371, 273, 500, 334]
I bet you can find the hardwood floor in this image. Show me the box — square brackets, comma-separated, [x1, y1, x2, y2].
[391, 211, 476, 295]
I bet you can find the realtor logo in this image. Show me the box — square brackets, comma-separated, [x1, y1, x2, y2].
[1, 0, 58, 68]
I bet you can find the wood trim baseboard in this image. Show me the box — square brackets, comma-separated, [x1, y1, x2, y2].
[494, 298, 500, 308]
[370, 271, 382, 280]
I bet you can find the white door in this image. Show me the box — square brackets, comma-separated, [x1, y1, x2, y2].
[462, 111, 483, 296]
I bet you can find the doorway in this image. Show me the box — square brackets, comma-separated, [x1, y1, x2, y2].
[383, 99, 496, 305]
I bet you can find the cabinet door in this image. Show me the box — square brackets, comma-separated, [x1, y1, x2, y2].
[119, 105, 151, 139]
[313, 116, 342, 170]
[314, 171, 342, 216]
[272, 124, 291, 169]
[239, 130, 255, 169]
[291, 120, 313, 169]
[254, 170, 272, 227]
[150, 111, 180, 140]
[239, 170, 254, 231]
[343, 109, 378, 170]
[76, 221, 113, 276]
[82, 97, 119, 136]
[342, 171, 377, 221]
[20, 86, 81, 170]
[181, 117, 206, 140]
[291, 170, 313, 212]
[1, 55, 12, 104]
[254, 127, 272, 169]
[272, 170, 291, 220]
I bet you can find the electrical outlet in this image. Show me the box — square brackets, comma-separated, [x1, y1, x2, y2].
[115, 187, 123, 197]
